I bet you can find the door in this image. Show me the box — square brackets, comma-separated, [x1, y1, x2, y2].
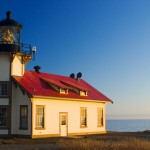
[60, 113, 68, 136]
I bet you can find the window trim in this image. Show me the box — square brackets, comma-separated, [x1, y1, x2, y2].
[0, 105, 8, 129]
[35, 105, 45, 130]
[20, 105, 28, 130]
[80, 107, 87, 128]
[97, 108, 104, 127]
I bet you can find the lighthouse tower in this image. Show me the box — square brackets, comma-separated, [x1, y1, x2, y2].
[0, 11, 32, 135]
[0, 11, 32, 78]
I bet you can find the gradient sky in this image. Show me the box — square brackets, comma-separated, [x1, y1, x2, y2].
[1, 0, 150, 119]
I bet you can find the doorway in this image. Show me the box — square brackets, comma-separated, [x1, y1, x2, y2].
[59, 112, 68, 136]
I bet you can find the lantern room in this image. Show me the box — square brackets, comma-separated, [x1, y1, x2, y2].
[0, 11, 33, 58]
[0, 11, 34, 77]
[0, 11, 22, 44]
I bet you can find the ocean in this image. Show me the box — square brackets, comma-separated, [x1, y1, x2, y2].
[106, 120, 150, 132]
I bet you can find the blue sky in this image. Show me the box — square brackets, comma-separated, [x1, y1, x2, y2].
[1, 0, 150, 119]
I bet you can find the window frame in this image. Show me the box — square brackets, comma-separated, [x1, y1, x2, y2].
[0, 105, 8, 129]
[36, 105, 45, 130]
[97, 108, 104, 127]
[80, 107, 87, 128]
[0, 81, 9, 98]
[20, 105, 28, 130]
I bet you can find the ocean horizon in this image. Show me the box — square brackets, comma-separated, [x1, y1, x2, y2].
[106, 119, 150, 132]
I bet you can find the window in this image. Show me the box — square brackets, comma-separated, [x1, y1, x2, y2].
[0, 106, 7, 128]
[20, 105, 28, 129]
[61, 114, 67, 125]
[0, 82, 8, 96]
[80, 90, 87, 96]
[60, 88, 68, 94]
[97, 108, 103, 127]
[36, 106, 45, 129]
[80, 107, 87, 127]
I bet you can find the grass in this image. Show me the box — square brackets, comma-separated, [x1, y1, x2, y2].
[58, 137, 150, 150]
[0, 132, 150, 149]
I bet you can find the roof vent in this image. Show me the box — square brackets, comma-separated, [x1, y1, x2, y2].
[34, 66, 41, 73]
[77, 72, 82, 82]
[70, 73, 75, 78]
[6, 11, 12, 19]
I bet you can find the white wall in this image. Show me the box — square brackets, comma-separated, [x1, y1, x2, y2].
[11, 82, 31, 135]
[32, 97, 106, 136]
[0, 54, 10, 81]
[0, 53, 10, 135]
[11, 55, 24, 76]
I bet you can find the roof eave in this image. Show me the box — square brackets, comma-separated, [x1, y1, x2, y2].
[11, 76, 32, 98]
[31, 95, 110, 103]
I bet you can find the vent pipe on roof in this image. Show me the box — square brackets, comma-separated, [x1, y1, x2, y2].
[34, 66, 41, 73]
[76, 72, 82, 82]
[70, 73, 75, 78]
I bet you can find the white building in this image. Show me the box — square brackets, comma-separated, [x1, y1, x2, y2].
[0, 11, 112, 138]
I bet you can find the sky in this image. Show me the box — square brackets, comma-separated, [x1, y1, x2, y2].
[1, 0, 150, 119]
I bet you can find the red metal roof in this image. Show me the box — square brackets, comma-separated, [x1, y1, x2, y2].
[12, 70, 112, 103]
[61, 80, 87, 91]
[41, 78, 70, 89]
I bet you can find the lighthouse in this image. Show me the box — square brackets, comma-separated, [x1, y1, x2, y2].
[0, 11, 32, 136]
[0, 11, 32, 78]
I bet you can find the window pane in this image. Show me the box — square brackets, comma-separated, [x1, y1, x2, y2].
[98, 108, 103, 126]
[21, 106, 27, 117]
[81, 108, 87, 126]
[20, 106, 28, 129]
[0, 83, 8, 96]
[61, 115, 66, 125]
[37, 107, 44, 115]
[36, 106, 44, 128]
[0, 106, 7, 127]
[20, 117, 28, 129]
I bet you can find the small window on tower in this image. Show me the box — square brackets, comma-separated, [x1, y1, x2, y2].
[0, 106, 8, 128]
[0, 82, 9, 97]
[20, 105, 28, 130]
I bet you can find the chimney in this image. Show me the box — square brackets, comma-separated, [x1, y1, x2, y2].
[76, 72, 82, 82]
[70, 73, 75, 78]
[34, 66, 41, 73]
